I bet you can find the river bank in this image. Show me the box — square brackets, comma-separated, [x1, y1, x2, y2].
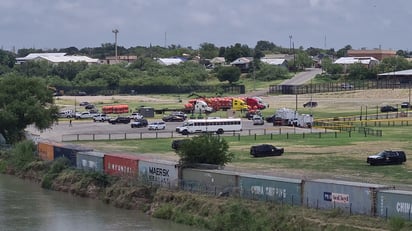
[0, 144, 405, 231]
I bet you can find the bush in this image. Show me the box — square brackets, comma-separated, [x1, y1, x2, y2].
[9, 140, 36, 171]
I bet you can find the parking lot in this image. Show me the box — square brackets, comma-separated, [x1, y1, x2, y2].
[27, 118, 317, 142]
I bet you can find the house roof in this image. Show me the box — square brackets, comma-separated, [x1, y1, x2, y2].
[378, 69, 412, 76]
[334, 56, 379, 65]
[260, 58, 287, 65]
[16, 53, 67, 61]
[16, 53, 98, 63]
[34, 55, 99, 63]
[156, 58, 183, 66]
[230, 57, 252, 65]
[210, 57, 225, 64]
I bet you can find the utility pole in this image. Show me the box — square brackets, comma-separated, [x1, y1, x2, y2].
[112, 29, 119, 62]
[289, 35, 292, 54]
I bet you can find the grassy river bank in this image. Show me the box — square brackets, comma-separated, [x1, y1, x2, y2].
[0, 141, 409, 231]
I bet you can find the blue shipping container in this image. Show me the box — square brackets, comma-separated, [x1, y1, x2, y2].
[76, 151, 105, 173]
[239, 173, 302, 206]
[181, 169, 239, 196]
[54, 143, 93, 166]
[377, 190, 412, 220]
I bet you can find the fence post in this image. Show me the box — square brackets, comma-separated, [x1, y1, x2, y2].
[238, 133, 240, 141]
[335, 132, 337, 138]
[254, 134, 257, 140]
[124, 133, 126, 140]
[109, 133, 111, 140]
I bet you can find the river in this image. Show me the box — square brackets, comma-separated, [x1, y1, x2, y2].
[0, 174, 200, 231]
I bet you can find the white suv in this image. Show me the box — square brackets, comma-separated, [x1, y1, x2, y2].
[93, 114, 111, 122]
[148, 121, 166, 130]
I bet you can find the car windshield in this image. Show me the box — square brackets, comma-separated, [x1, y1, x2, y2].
[376, 151, 388, 157]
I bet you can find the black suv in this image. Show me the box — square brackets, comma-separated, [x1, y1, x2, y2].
[380, 105, 398, 113]
[171, 139, 190, 150]
[130, 118, 148, 128]
[250, 144, 284, 157]
[367, 150, 406, 165]
[108, 116, 131, 124]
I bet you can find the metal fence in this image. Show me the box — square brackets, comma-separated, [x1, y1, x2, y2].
[269, 80, 412, 95]
[61, 125, 383, 142]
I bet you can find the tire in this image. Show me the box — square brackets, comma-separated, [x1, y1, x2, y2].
[182, 130, 189, 135]
[216, 129, 224, 135]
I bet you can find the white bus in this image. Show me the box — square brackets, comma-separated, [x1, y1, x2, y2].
[175, 118, 242, 135]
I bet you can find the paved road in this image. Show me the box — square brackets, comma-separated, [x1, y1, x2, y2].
[27, 119, 318, 142]
[280, 68, 322, 85]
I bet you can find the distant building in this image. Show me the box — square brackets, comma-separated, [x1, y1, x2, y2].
[347, 49, 396, 61]
[230, 57, 253, 72]
[100, 55, 138, 65]
[16, 53, 98, 65]
[334, 57, 379, 73]
[378, 69, 412, 84]
[156, 57, 186, 66]
[260, 58, 288, 68]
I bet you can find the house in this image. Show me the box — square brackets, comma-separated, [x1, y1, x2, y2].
[260, 58, 288, 68]
[156, 58, 184, 66]
[210, 57, 226, 65]
[101, 55, 137, 65]
[16, 53, 98, 65]
[230, 57, 253, 72]
[333, 57, 379, 73]
[347, 49, 396, 61]
[378, 69, 412, 84]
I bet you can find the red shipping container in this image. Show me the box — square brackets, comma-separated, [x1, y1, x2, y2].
[104, 153, 140, 177]
[37, 141, 56, 161]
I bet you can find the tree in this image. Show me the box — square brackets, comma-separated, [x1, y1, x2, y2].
[347, 63, 376, 80]
[336, 45, 352, 58]
[0, 74, 59, 144]
[176, 134, 233, 166]
[199, 42, 219, 59]
[216, 66, 241, 84]
[224, 43, 251, 62]
[255, 63, 288, 81]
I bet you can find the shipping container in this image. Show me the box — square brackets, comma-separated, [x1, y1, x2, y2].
[37, 141, 56, 161]
[181, 169, 239, 196]
[76, 151, 105, 173]
[104, 153, 140, 177]
[239, 173, 302, 206]
[303, 179, 393, 216]
[138, 159, 179, 188]
[138, 107, 154, 118]
[377, 190, 412, 220]
[53, 143, 93, 167]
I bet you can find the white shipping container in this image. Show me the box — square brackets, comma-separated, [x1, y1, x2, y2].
[138, 159, 179, 188]
[303, 179, 392, 216]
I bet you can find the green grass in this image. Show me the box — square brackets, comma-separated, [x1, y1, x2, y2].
[75, 124, 412, 186]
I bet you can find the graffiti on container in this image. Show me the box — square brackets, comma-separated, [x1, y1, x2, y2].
[324, 192, 349, 204]
[250, 186, 286, 198]
[396, 202, 412, 214]
[107, 163, 133, 174]
[81, 159, 97, 169]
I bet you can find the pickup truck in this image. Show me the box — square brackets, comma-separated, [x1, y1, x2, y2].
[75, 111, 95, 119]
[93, 114, 111, 122]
